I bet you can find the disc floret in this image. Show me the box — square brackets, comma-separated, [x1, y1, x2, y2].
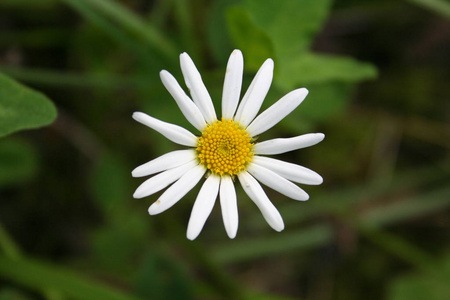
[196, 118, 253, 176]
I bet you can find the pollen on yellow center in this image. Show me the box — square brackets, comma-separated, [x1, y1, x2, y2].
[196, 118, 253, 176]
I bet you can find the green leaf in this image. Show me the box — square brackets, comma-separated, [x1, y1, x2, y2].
[276, 53, 378, 90]
[290, 81, 354, 122]
[226, 6, 274, 71]
[228, 0, 377, 114]
[0, 73, 57, 138]
[0, 255, 143, 300]
[242, 0, 332, 58]
[0, 138, 38, 186]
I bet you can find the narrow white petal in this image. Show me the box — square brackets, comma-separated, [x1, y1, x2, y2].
[247, 88, 308, 137]
[132, 149, 196, 177]
[253, 133, 325, 155]
[247, 163, 309, 201]
[160, 70, 207, 131]
[133, 112, 197, 147]
[238, 171, 284, 232]
[222, 50, 243, 119]
[133, 160, 198, 199]
[253, 156, 323, 185]
[179, 53, 217, 124]
[234, 59, 274, 127]
[148, 164, 206, 215]
[187, 175, 220, 240]
[219, 175, 238, 239]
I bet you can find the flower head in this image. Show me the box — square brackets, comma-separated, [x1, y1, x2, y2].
[132, 50, 324, 240]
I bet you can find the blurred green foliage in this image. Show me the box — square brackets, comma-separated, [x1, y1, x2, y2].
[0, 0, 449, 299]
[0, 138, 38, 187]
[388, 253, 450, 300]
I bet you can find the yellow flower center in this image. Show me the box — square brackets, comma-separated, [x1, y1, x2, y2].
[196, 118, 253, 176]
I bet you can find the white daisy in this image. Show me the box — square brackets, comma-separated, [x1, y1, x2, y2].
[132, 50, 324, 240]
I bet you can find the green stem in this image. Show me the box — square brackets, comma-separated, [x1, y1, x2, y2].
[360, 228, 437, 273]
[0, 66, 142, 89]
[0, 223, 21, 260]
[406, 0, 450, 19]
[60, 0, 152, 64]
[81, 0, 177, 60]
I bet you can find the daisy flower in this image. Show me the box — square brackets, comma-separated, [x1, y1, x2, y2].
[132, 50, 324, 240]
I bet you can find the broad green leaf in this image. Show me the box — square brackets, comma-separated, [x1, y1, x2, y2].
[242, 0, 332, 59]
[226, 6, 274, 71]
[0, 255, 143, 300]
[276, 53, 378, 90]
[224, 0, 376, 126]
[290, 81, 354, 121]
[0, 73, 57, 138]
[0, 138, 38, 186]
[232, 0, 377, 106]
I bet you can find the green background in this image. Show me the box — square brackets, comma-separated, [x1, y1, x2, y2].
[0, 0, 449, 299]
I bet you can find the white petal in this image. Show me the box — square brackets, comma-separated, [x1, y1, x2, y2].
[247, 163, 309, 201]
[160, 70, 207, 131]
[222, 50, 243, 119]
[234, 59, 274, 127]
[186, 175, 220, 240]
[253, 133, 325, 155]
[133, 160, 198, 199]
[179, 53, 217, 124]
[253, 156, 323, 185]
[132, 149, 196, 177]
[133, 112, 197, 147]
[219, 175, 238, 239]
[148, 164, 206, 215]
[238, 171, 284, 232]
[246, 88, 308, 137]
